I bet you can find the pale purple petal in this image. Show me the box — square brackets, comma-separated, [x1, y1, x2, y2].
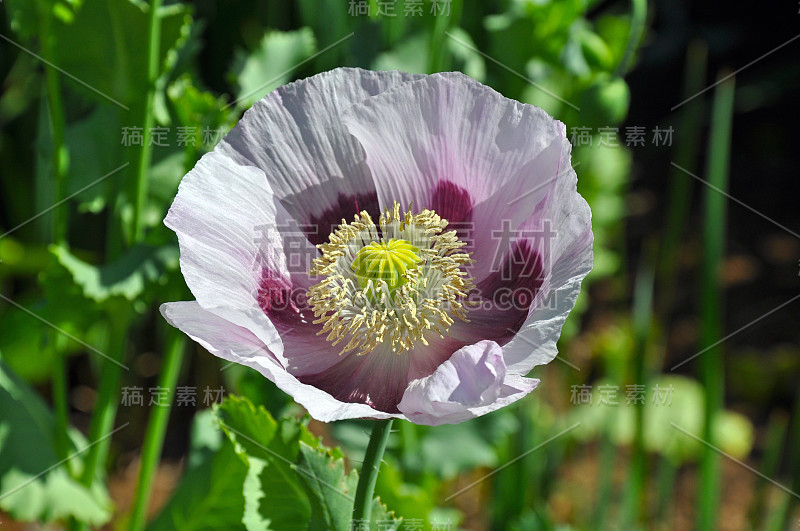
[298, 334, 464, 413]
[165, 154, 288, 355]
[397, 341, 539, 426]
[341, 71, 565, 282]
[448, 138, 593, 368]
[218, 68, 422, 243]
[499, 140, 593, 375]
[298, 343, 412, 414]
[160, 301, 393, 422]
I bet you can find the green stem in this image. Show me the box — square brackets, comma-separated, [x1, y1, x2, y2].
[622, 248, 655, 525]
[697, 72, 735, 531]
[591, 429, 617, 530]
[76, 2, 163, 527]
[37, 0, 71, 463]
[749, 411, 788, 527]
[614, 0, 647, 77]
[128, 330, 185, 531]
[130, 0, 163, 243]
[352, 419, 393, 524]
[593, 338, 626, 530]
[37, 8, 68, 245]
[71, 317, 129, 531]
[655, 457, 678, 522]
[80, 317, 129, 487]
[769, 392, 800, 531]
[427, 0, 462, 73]
[51, 337, 70, 463]
[656, 40, 707, 320]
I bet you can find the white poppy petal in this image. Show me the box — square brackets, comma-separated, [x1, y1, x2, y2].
[218, 67, 423, 244]
[397, 340, 539, 426]
[500, 140, 593, 375]
[160, 302, 393, 422]
[500, 212, 593, 375]
[447, 139, 593, 375]
[165, 153, 287, 355]
[341, 71, 567, 282]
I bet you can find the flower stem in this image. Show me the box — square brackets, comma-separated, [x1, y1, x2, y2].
[130, 0, 163, 243]
[74, 2, 163, 528]
[656, 40, 707, 318]
[697, 71, 735, 531]
[352, 419, 393, 524]
[614, 0, 647, 77]
[36, 0, 71, 465]
[128, 329, 185, 531]
[621, 249, 655, 526]
[80, 317, 129, 487]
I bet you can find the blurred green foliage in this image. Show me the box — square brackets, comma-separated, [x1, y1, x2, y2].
[2, 0, 790, 529]
[0, 360, 112, 524]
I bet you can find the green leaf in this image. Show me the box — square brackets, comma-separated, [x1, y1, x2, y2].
[5, 0, 83, 41]
[578, 75, 630, 128]
[46, 0, 191, 107]
[375, 458, 442, 526]
[296, 442, 358, 531]
[217, 396, 315, 531]
[215, 395, 403, 531]
[0, 303, 59, 382]
[577, 28, 615, 71]
[595, 15, 632, 68]
[51, 243, 178, 303]
[62, 106, 122, 213]
[418, 422, 500, 479]
[167, 75, 235, 138]
[372, 32, 428, 74]
[148, 410, 248, 531]
[232, 28, 317, 110]
[0, 279, 108, 382]
[368, 497, 402, 531]
[294, 437, 401, 530]
[562, 30, 591, 77]
[0, 360, 112, 524]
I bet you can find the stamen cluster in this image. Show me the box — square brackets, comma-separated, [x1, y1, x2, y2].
[308, 202, 473, 355]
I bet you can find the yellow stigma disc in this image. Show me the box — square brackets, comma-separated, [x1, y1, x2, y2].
[351, 238, 421, 293]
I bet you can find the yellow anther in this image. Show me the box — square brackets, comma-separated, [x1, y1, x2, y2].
[308, 203, 473, 355]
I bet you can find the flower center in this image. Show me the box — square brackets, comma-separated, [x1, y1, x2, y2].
[308, 202, 473, 355]
[351, 238, 421, 294]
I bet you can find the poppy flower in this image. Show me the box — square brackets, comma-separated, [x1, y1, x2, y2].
[161, 68, 592, 425]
